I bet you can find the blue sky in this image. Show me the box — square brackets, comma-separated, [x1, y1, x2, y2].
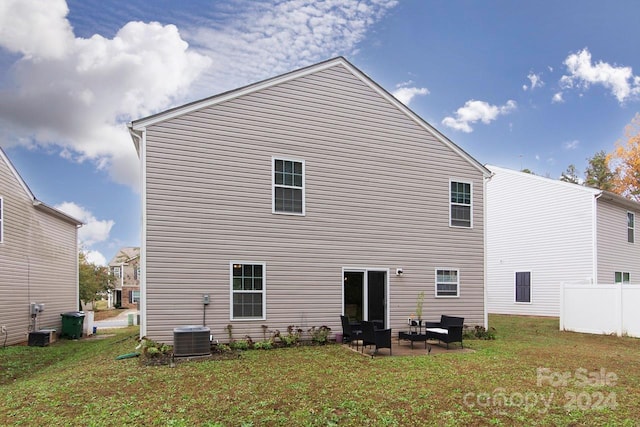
[1, 0, 639, 265]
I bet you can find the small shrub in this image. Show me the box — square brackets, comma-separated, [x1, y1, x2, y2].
[273, 325, 303, 347]
[463, 325, 497, 340]
[229, 340, 249, 351]
[225, 324, 233, 342]
[212, 343, 232, 353]
[253, 340, 273, 350]
[308, 326, 331, 344]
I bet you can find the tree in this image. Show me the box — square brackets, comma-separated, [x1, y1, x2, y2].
[584, 150, 614, 191]
[609, 113, 640, 201]
[560, 164, 580, 184]
[79, 251, 113, 309]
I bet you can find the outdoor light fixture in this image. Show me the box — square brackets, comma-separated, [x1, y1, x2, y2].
[395, 268, 404, 277]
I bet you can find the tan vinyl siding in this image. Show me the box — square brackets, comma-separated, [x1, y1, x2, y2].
[596, 200, 640, 284]
[143, 63, 485, 343]
[0, 157, 78, 345]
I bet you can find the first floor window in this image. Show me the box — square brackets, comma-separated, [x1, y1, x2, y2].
[614, 271, 630, 284]
[450, 180, 472, 227]
[231, 262, 265, 319]
[436, 269, 459, 297]
[515, 271, 531, 303]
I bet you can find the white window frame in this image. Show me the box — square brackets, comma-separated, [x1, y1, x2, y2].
[0, 196, 3, 243]
[435, 268, 460, 298]
[230, 261, 266, 321]
[628, 212, 635, 244]
[130, 290, 140, 303]
[272, 157, 305, 216]
[449, 179, 473, 228]
[514, 271, 532, 304]
[614, 271, 630, 284]
[112, 266, 121, 278]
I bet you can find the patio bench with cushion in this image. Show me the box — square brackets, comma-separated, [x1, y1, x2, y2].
[425, 315, 464, 349]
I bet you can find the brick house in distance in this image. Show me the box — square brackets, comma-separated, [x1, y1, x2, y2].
[108, 247, 140, 308]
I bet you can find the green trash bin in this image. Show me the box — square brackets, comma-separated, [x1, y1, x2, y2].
[60, 311, 85, 339]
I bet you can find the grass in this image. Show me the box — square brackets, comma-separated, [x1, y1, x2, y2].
[93, 308, 128, 321]
[0, 315, 638, 426]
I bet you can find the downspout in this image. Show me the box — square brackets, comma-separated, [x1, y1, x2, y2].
[483, 171, 494, 329]
[593, 192, 602, 285]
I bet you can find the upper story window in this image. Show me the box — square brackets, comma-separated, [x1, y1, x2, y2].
[134, 266, 140, 280]
[628, 212, 635, 243]
[436, 269, 459, 297]
[450, 180, 472, 228]
[0, 197, 3, 243]
[273, 158, 304, 215]
[112, 266, 121, 278]
[231, 262, 266, 320]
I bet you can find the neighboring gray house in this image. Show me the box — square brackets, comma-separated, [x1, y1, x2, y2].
[129, 57, 491, 344]
[108, 247, 140, 309]
[0, 147, 82, 346]
[487, 165, 640, 316]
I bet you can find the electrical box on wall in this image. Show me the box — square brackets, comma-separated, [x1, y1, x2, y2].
[202, 294, 210, 305]
[30, 303, 45, 315]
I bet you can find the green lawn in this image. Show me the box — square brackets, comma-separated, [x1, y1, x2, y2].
[1, 315, 638, 426]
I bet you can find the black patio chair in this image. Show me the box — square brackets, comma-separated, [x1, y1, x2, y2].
[340, 315, 362, 350]
[360, 320, 392, 356]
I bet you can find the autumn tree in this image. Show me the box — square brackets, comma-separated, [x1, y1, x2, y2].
[584, 150, 614, 191]
[609, 113, 640, 201]
[560, 164, 580, 184]
[79, 251, 113, 309]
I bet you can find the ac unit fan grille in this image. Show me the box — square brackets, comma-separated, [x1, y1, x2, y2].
[173, 326, 211, 357]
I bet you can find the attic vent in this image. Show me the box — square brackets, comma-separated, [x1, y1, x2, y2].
[173, 326, 211, 357]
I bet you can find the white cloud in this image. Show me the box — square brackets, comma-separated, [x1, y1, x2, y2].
[563, 140, 579, 150]
[55, 201, 114, 248]
[185, 0, 398, 94]
[0, 0, 212, 190]
[392, 85, 429, 106]
[442, 99, 517, 133]
[0, 0, 74, 59]
[84, 250, 107, 266]
[559, 48, 640, 103]
[0, 0, 398, 190]
[523, 72, 544, 91]
[552, 92, 564, 103]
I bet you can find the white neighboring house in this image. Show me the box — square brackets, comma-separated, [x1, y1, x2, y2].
[486, 165, 640, 316]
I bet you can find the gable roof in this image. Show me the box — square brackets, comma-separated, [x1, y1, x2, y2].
[129, 57, 490, 177]
[487, 164, 640, 211]
[0, 147, 82, 226]
[486, 165, 602, 196]
[109, 246, 140, 265]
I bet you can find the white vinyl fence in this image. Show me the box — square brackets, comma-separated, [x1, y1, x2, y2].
[560, 283, 640, 338]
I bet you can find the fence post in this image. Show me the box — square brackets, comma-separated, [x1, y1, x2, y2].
[617, 283, 623, 336]
[559, 282, 565, 331]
